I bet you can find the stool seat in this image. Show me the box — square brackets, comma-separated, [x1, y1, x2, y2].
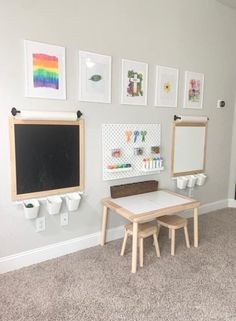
[156, 215, 190, 256]
[157, 215, 187, 229]
[125, 222, 158, 238]
[120, 221, 160, 268]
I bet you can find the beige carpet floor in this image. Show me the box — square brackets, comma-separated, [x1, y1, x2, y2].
[0, 208, 236, 321]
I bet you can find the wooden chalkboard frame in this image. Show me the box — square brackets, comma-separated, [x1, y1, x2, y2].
[170, 122, 207, 177]
[9, 117, 84, 200]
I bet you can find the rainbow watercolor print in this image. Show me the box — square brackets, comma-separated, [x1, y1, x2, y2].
[33, 53, 59, 89]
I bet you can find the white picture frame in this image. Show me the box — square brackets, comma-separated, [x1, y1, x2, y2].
[121, 59, 148, 106]
[155, 65, 179, 108]
[24, 40, 66, 100]
[79, 51, 111, 103]
[183, 71, 204, 109]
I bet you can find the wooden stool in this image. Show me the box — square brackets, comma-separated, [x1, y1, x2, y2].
[156, 215, 190, 256]
[120, 222, 160, 267]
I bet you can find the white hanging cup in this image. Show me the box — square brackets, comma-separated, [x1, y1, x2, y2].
[66, 193, 81, 211]
[47, 196, 62, 215]
[187, 175, 198, 188]
[196, 174, 207, 186]
[24, 199, 40, 219]
[177, 177, 188, 189]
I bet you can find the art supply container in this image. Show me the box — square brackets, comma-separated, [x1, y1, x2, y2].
[24, 199, 40, 219]
[177, 177, 188, 189]
[187, 175, 198, 188]
[47, 196, 62, 215]
[66, 193, 81, 211]
[196, 174, 207, 186]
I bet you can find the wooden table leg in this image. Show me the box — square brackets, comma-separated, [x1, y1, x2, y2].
[101, 206, 108, 246]
[171, 229, 175, 256]
[193, 207, 199, 248]
[131, 222, 138, 273]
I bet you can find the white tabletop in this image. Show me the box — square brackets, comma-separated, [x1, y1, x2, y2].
[111, 190, 192, 215]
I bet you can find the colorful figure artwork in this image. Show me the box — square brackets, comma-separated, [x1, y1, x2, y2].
[188, 79, 200, 103]
[127, 70, 143, 97]
[184, 71, 204, 109]
[121, 59, 148, 105]
[33, 53, 59, 89]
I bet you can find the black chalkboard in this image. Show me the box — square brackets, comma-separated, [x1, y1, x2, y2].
[14, 124, 81, 195]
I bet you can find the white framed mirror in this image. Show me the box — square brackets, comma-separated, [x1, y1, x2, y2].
[170, 122, 207, 177]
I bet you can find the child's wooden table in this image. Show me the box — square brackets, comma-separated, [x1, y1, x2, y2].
[101, 190, 200, 273]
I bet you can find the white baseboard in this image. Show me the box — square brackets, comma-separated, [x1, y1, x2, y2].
[228, 199, 236, 208]
[181, 199, 228, 218]
[0, 226, 124, 274]
[199, 199, 229, 214]
[0, 198, 230, 274]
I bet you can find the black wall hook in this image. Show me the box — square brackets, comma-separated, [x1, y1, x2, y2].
[77, 110, 83, 119]
[11, 107, 21, 116]
[174, 115, 181, 121]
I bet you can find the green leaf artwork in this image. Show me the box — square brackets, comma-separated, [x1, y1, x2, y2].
[89, 74, 102, 82]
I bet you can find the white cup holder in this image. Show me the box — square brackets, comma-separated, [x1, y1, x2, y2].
[196, 174, 207, 186]
[23, 199, 40, 219]
[46, 196, 62, 215]
[177, 177, 188, 189]
[187, 175, 198, 188]
[66, 193, 81, 211]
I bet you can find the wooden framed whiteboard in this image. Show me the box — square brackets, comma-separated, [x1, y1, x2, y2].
[170, 122, 207, 177]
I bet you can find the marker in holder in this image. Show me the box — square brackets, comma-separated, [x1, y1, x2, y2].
[142, 157, 163, 170]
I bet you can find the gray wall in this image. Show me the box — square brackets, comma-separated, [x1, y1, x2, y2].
[0, 0, 236, 257]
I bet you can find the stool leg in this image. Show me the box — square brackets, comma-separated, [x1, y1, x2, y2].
[157, 223, 161, 237]
[153, 224, 160, 245]
[184, 225, 190, 248]
[153, 233, 160, 257]
[153, 223, 161, 245]
[120, 230, 128, 256]
[169, 228, 172, 239]
[157, 224, 161, 237]
[139, 238, 144, 267]
[171, 229, 175, 256]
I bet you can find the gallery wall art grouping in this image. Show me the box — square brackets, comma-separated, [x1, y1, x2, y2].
[24, 40, 205, 109]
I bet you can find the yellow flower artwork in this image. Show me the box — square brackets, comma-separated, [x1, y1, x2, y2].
[163, 82, 171, 93]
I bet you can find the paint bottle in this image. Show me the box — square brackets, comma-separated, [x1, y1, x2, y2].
[150, 158, 154, 169]
[153, 157, 157, 168]
[159, 157, 163, 168]
[143, 158, 146, 169]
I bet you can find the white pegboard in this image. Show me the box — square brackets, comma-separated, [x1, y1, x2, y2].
[102, 123, 162, 181]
